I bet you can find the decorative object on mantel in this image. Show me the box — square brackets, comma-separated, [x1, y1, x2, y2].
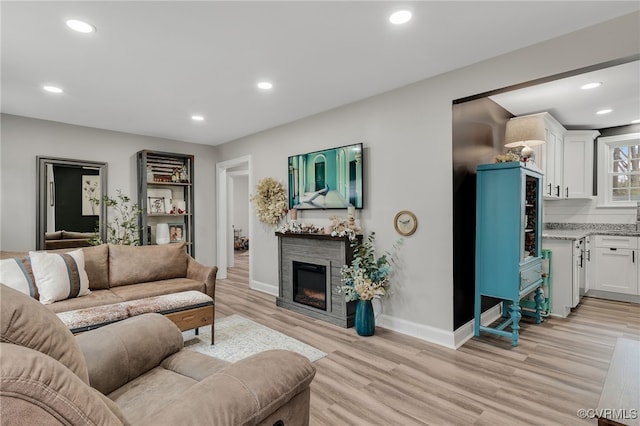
[276, 221, 322, 234]
[330, 216, 361, 241]
[89, 190, 142, 246]
[250, 177, 288, 226]
[339, 232, 401, 336]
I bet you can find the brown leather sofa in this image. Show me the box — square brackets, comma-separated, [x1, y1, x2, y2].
[43, 242, 217, 314]
[0, 285, 316, 425]
[45, 230, 96, 250]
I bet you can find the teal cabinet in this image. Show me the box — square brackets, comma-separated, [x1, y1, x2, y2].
[474, 162, 544, 346]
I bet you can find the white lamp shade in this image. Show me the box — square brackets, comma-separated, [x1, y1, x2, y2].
[504, 115, 546, 148]
[156, 223, 170, 244]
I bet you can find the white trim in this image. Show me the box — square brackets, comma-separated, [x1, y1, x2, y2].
[377, 314, 457, 350]
[216, 155, 252, 281]
[597, 133, 640, 207]
[453, 303, 503, 349]
[251, 279, 278, 295]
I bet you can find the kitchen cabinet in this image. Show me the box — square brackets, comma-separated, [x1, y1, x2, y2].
[542, 237, 586, 317]
[475, 162, 544, 346]
[529, 113, 566, 199]
[591, 235, 639, 295]
[524, 113, 599, 200]
[137, 150, 195, 256]
[562, 130, 600, 199]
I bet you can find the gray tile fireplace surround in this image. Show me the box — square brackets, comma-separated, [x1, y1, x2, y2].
[276, 232, 359, 328]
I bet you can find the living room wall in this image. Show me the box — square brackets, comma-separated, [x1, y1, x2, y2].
[0, 114, 219, 266]
[214, 12, 639, 348]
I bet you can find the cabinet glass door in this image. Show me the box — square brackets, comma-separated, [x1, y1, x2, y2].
[524, 174, 539, 260]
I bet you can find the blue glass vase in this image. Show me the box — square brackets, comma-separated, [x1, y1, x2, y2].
[355, 299, 375, 336]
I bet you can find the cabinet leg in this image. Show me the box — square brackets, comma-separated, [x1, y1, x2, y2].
[510, 303, 522, 347]
[534, 287, 544, 324]
[474, 295, 481, 337]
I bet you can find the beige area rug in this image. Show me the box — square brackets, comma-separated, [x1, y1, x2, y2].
[183, 314, 326, 363]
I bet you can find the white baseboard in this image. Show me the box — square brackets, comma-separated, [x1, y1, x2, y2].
[250, 280, 278, 296]
[376, 314, 457, 350]
[453, 303, 503, 349]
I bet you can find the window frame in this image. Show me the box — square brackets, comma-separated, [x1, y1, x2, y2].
[597, 132, 640, 207]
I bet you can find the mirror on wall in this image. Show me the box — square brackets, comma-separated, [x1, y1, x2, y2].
[36, 157, 108, 250]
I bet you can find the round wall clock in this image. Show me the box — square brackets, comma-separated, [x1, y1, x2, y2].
[394, 210, 417, 236]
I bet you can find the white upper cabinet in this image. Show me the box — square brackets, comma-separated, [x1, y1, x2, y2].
[562, 130, 600, 199]
[522, 113, 598, 200]
[530, 113, 565, 199]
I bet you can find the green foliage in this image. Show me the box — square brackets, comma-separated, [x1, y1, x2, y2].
[89, 190, 142, 245]
[340, 232, 402, 301]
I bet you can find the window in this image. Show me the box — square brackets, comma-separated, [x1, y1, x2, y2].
[597, 133, 640, 206]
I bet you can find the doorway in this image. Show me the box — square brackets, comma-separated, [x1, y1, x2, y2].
[216, 155, 252, 281]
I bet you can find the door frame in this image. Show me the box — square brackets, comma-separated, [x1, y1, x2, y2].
[216, 155, 252, 281]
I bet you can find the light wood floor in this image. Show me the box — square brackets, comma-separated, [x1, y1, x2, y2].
[219, 251, 640, 426]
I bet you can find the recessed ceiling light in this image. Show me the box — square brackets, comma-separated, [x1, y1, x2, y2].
[389, 10, 412, 25]
[191, 115, 204, 121]
[581, 82, 602, 90]
[632, 119, 640, 124]
[257, 81, 273, 90]
[66, 19, 95, 33]
[43, 85, 63, 94]
[596, 109, 613, 115]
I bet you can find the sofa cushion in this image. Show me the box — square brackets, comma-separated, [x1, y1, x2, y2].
[0, 257, 38, 299]
[108, 243, 188, 287]
[44, 289, 124, 314]
[29, 249, 90, 304]
[82, 244, 109, 290]
[0, 344, 126, 426]
[0, 285, 90, 384]
[56, 302, 130, 333]
[108, 367, 198, 424]
[109, 278, 205, 301]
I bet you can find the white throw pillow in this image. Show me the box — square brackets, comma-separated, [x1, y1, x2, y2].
[0, 257, 37, 297]
[29, 249, 90, 304]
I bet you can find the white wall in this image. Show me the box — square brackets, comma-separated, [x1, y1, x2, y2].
[214, 12, 640, 347]
[0, 114, 219, 266]
[231, 174, 249, 239]
[544, 199, 638, 224]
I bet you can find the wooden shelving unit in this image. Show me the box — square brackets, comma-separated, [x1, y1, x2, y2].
[137, 150, 195, 256]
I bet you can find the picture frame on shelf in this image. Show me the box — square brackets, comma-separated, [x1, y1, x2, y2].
[169, 223, 185, 242]
[148, 196, 166, 214]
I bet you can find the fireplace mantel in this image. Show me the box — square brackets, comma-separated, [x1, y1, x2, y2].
[275, 232, 360, 327]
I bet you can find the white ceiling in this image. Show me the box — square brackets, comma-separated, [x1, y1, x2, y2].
[490, 60, 640, 129]
[2, 2, 639, 146]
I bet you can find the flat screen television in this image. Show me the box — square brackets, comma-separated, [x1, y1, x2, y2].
[288, 142, 363, 210]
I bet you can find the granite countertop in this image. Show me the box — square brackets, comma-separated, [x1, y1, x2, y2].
[542, 223, 640, 240]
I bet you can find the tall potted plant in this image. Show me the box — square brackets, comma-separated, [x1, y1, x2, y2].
[89, 190, 142, 245]
[340, 232, 399, 336]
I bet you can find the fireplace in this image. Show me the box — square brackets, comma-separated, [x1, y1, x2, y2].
[293, 261, 327, 310]
[276, 232, 360, 328]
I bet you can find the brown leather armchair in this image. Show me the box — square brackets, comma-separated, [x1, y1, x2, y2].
[0, 285, 316, 425]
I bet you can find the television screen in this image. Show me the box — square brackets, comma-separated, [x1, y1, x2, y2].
[288, 143, 363, 210]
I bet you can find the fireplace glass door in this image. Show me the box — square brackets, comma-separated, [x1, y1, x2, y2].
[292, 261, 327, 311]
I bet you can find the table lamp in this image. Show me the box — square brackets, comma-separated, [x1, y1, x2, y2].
[504, 114, 546, 162]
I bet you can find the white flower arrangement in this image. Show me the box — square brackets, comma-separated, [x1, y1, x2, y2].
[329, 215, 361, 241]
[340, 232, 399, 302]
[250, 177, 288, 226]
[276, 221, 322, 234]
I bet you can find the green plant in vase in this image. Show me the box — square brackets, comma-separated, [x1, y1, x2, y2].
[340, 232, 400, 336]
[89, 190, 142, 245]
